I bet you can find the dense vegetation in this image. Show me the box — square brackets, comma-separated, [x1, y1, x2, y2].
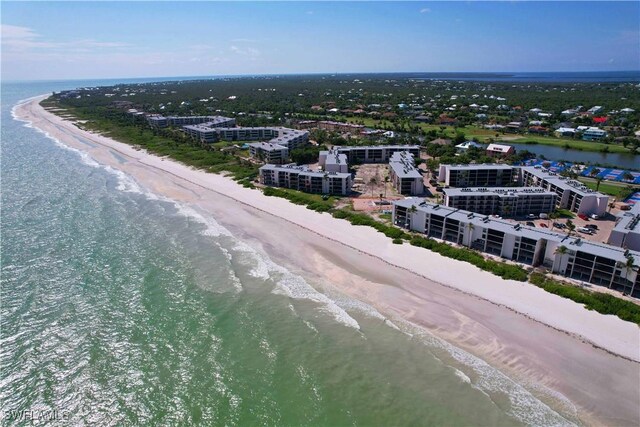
[289, 145, 324, 164]
[55, 74, 640, 119]
[53, 74, 640, 154]
[331, 209, 409, 239]
[409, 236, 529, 281]
[262, 187, 335, 212]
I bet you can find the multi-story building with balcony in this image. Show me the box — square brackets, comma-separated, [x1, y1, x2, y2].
[392, 199, 640, 297]
[443, 187, 557, 217]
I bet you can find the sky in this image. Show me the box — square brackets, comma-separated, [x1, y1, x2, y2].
[1, 1, 639, 81]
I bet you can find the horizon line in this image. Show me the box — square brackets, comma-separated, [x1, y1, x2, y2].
[4, 69, 640, 84]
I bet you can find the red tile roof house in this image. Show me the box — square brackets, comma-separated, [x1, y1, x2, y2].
[486, 143, 515, 157]
[592, 116, 609, 125]
[528, 125, 549, 135]
[438, 114, 457, 125]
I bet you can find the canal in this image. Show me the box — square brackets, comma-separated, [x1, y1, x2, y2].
[508, 143, 639, 169]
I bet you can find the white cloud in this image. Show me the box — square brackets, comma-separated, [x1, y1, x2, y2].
[306, 11, 314, 15]
[0, 24, 129, 52]
[230, 38, 257, 43]
[420, 8, 431, 14]
[230, 45, 260, 58]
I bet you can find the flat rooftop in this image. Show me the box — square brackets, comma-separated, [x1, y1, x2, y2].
[335, 144, 420, 151]
[183, 124, 218, 132]
[443, 163, 515, 171]
[522, 166, 606, 197]
[260, 163, 351, 178]
[324, 151, 348, 166]
[248, 142, 287, 151]
[443, 187, 556, 197]
[389, 152, 422, 178]
[613, 202, 640, 233]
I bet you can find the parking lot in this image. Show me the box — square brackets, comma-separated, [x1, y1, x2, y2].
[497, 211, 618, 244]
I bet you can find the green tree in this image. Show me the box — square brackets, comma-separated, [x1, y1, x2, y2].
[622, 171, 634, 182]
[566, 219, 576, 237]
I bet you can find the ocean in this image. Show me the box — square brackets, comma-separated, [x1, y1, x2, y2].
[1, 80, 577, 426]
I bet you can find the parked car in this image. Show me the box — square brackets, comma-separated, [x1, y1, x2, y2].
[591, 214, 600, 220]
[578, 213, 589, 221]
[578, 227, 593, 234]
[585, 224, 599, 230]
[553, 222, 566, 229]
[527, 214, 537, 219]
[526, 221, 536, 227]
[540, 223, 548, 228]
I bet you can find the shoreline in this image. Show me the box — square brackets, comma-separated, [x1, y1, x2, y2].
[15, 95, 640, 425]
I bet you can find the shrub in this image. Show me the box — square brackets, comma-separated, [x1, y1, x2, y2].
[262, 186, 334, 212]
[529, 273, 640, 324]
[392, 238, 403, 245]
[409, 237, 528, 281]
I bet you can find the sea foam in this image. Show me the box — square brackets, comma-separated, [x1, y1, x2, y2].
[404, 322, 577, 427]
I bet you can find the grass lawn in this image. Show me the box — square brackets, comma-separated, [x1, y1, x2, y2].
[504, 136, 633, 154]
[554, 209, 576, 219]
[578, 177, 640, 199]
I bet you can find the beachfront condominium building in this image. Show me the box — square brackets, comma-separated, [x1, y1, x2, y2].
[214, 127, 309, 151]
[608, 203, 640, 251]
[438, 164, 609, 217]
[318, 149, 349, 173]
[259, 164, 352, 195]
[334, 145, 420, 164]
[388, 151, 424, 196]
[520, 166, 609, 216]
[182, 124, 309, 160]
[149, 115, 234, 128]
[443, 187, 557, 217]
[248, 142, 289, 164]
[183, 124, 220, 143]
[438, 164, 518, 187]
[392, 199, 640, 297]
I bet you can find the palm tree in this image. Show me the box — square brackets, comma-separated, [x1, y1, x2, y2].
[406, 204, 418, 229]
[369, 177, 377, 197]
[554, 245, 569, 272]
[566, 219, 576, 237]
[608, 198, 617, 213]
[623, 256, 639, 296]
[589, 167, 601, 179]
[622, 171, 634, 182]
[595, 176, 603, 192]
[466, 222, 475, 245]
[384, 176, 390, 198]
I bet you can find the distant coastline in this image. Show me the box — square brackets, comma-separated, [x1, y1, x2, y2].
[5, 70, 640, 86]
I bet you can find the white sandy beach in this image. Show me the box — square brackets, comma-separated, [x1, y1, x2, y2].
[15, 95, 640, 425]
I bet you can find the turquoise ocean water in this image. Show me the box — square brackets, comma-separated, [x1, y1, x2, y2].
[1, 80, 575, 426]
